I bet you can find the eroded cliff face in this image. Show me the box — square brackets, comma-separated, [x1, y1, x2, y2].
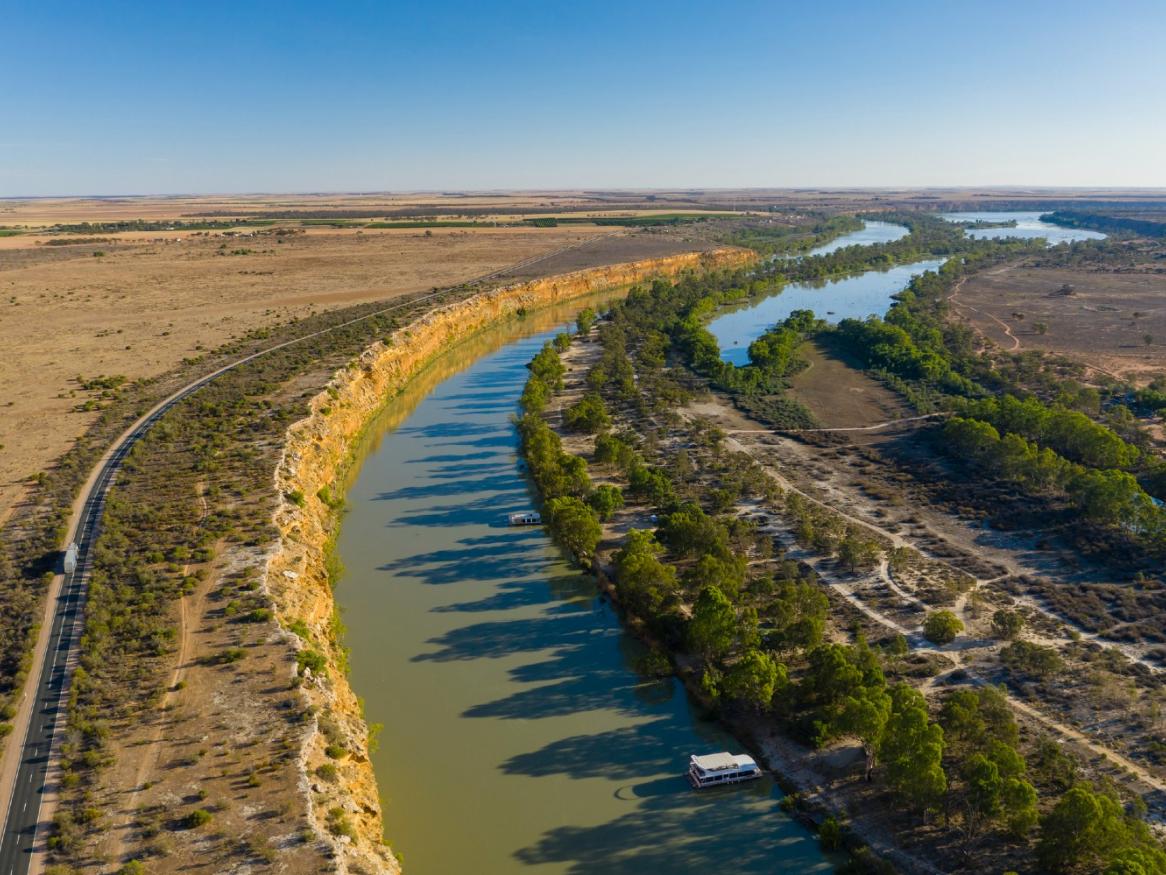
[264, 247, 755, 872]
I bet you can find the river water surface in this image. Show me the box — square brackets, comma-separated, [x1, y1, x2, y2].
[336, 301, 832, 874]
[709, 259, 947, 365]
[940, 210, 1106, 244]
[805, 219, 909, 256]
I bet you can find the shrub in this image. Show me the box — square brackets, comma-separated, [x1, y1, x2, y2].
[588, 485, 624, 521]
[819, 816, 842, 851]
[922, 610, 963, 645]
[326, 807, 357, 840]
[1001, 641, 1064, 679]
[183, 809, 212, 829]
[990, 609, 1024, 640]
[296, 649, 327, 675]
[564, 393, 611, 433]
[576, 307, 596, 334]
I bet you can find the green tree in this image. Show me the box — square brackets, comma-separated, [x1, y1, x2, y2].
[961, 753, 1003, 840]
[879, 684, 947, 811]
[593, 433, 633, 468]
[576, 307, 596, 335]
[838, 686, 892, 781]
[588, 484, 624, 521]
[545, 496, 601, 561]
[722, 649, 786, 710]
[1038, 786, 1125, 872]
[529, 342, 566, 389]
[520, 376, 551, 413]
[1000, 776, 1039, 839]
[837, 533, 881, 571]
[990, 608, 1025, 641]
[923, 610, 963, 645]
[683, 551, 747, 599]
[1001, 640, 1064, 679]
[613, 529, 677, 614]
[564, 393, 611, 433]
[766, 575, 828, 653]
[688, 584, 737, 660]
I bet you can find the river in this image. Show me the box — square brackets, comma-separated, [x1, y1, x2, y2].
[940, 210, 1106, 244]
[709, 259, 947, 365]
[805, 219, 909, 256]
[335, 299, 833, 874]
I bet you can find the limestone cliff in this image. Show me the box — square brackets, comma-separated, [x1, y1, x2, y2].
[264, 247, 755, 872]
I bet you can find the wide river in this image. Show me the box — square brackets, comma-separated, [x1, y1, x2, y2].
[709, 259, 947, 365]
[336, 298, 833, 873]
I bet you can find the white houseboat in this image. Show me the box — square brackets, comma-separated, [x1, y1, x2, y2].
[508, 511, 541, 526]
[687, 752, 763, 789]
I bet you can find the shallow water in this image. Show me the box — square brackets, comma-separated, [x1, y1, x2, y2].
[335, 301, 833, 874]
[940, 210, 1106, 244]
[709, 259, 947, 365]
[805, 219, 909, 256]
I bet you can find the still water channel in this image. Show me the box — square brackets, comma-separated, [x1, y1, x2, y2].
[709, 259, 947, 365]
[335, 298, 833, 874]
[805, 219, 909, 256]
[940, 210, 1106, 244]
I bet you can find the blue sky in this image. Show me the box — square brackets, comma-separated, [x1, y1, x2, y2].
[3, 0, 1165, 195]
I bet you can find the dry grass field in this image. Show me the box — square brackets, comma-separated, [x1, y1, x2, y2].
[786, 339, 910, 430]
[0, 191, 740, 524]
[951, 263, 1166, 382]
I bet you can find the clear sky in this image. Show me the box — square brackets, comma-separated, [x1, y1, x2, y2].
[3, 0, 1165, 195]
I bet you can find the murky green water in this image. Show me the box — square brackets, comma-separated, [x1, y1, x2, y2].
[335, 299, 832, 874]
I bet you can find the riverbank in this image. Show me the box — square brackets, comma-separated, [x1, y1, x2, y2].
[263, 246, 755, 871]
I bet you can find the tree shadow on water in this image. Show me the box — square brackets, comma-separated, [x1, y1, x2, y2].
[378, 538, 547, 585]
[513, 787, 831, 874]
[396, 419, 499, 440]
[373, 470, 517, 502]
[381, 492, 530, 528]
[431, 580, 554, 613]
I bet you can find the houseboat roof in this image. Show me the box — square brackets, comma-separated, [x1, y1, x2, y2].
[690, 752, 757, 772]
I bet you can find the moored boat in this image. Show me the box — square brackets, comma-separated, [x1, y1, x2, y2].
[508, 511, 541, 526]
[687, 752, 763, 789]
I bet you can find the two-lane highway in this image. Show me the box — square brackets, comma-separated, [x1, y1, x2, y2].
[0, 393, 177, 875]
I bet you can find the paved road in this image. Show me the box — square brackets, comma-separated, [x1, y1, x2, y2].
[0, 240, 606, 873]
[0, 428, 128, 875]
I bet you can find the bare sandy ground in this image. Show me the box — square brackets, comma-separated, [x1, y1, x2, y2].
[0, 224, 616, 521]
[953, 264, 1166, 382]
